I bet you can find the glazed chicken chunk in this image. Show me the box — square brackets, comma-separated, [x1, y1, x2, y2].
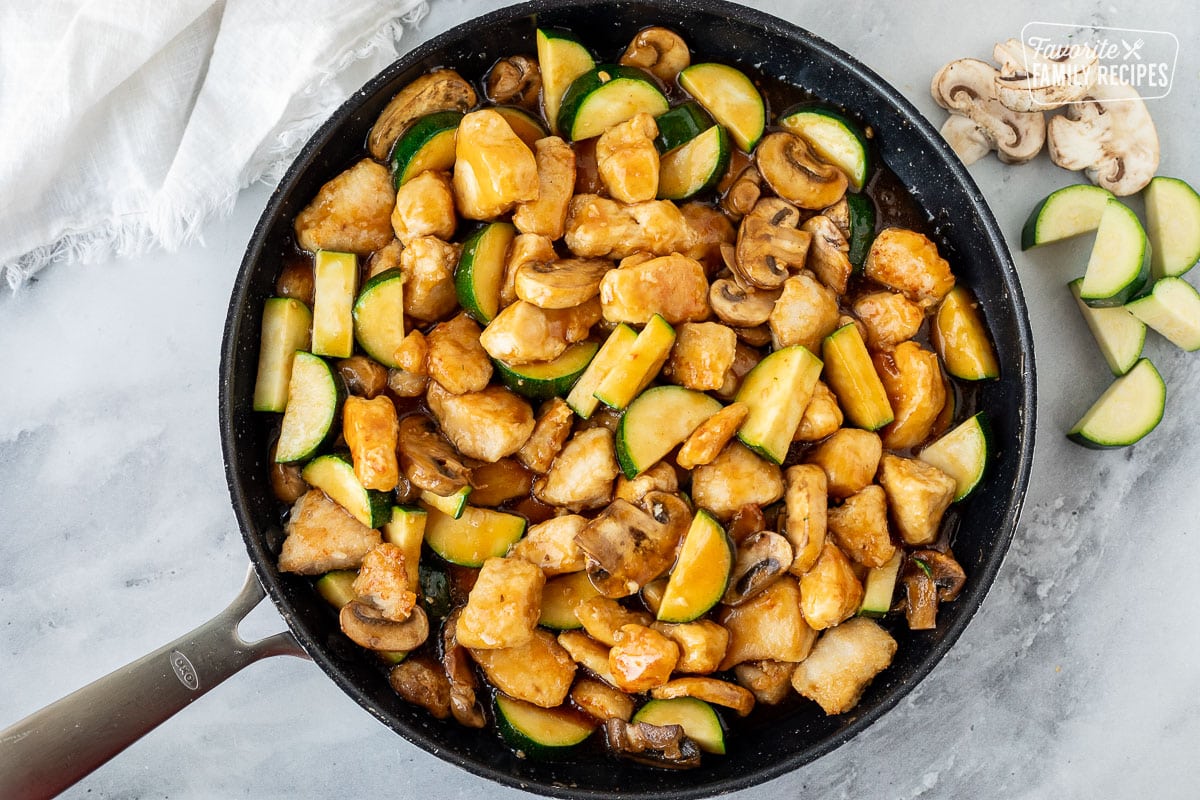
[516, 397, 575, 473]
[599, 254, 711, 325]
[508, 514, 589, 576]
[401, 236, 461, 322]
[864, 227, 956, 308]
[426, 382, 534, 462]
[278, 490, 382, 575]
[391, 169, 457, 244]
[852, 290, 924, 350]
[690, 442, 784, 520]
[513, 136, 577, 239]
[768, 271, 841, 353]
[426, 313, 494, 394]
[469, 628, 576, 707]
[564, 195, 691, 259]
[877, 454, 956, 545]
[596, 112, 660, 203]
[479, 298, 602, 364]
[294, 159, 396, 254]
[353, 543, 418, 621]
[826, 485, 896, 568]
[664, 322, 738, 391]
[453, 109, 539, 219]
[791, 617, 898, 714]
[456, 556, 545, 649]
[533, 428, 621, 511]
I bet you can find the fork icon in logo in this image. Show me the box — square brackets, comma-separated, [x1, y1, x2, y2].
[1121, 38, 1145, 60]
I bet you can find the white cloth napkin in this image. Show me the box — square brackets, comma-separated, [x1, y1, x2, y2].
[0, 0, 429, 290]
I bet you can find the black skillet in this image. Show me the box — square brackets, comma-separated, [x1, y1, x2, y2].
[0, 1, 1036, 797]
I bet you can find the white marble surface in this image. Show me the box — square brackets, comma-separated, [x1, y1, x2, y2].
[3, 0, 1199, 797]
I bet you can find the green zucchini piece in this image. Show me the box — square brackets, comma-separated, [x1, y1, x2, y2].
[654, 101, 713, 153]
[917, 412, 990, 501]
[493, 341, 600, 400]
[779, 106, 871, 191]
[456, 221, 517, 324]
[1126, 276, 1200, 351]
[302, 454, 392, 528]
[633, 697, 725, 755]
[315, 570, 358, 609]
[382, 505, 426, 591]
[1069, 278, 1145, 375]
[493, 105, 549, 148]
[391, 110, 462, 186]
[1020, 184, 1114, 250]
[678, 62, 765, 152]
[352, 268, 406, 368]
[593, 314, 676, 410]
[735, 345, 824, 464]
[821, 324, 894, 431]
[858, 551, 902, 617]
[658, 124, 730, 200]
[539, 571, 602, 630]
[537, 28, 595, 136]
[422, 505, 526, 567]
[845, 193, 876, 270]
[1079, 199, 1150, 307]
[1145, 176, 1200, 278]
[615, 386, 723, 478]
[656, 510, 734, 624]
[253, 297, 312, 412]
[419, 487, 470, 520]
[1068, 359, 1165, 449]
[557, 64, 669, 141]
[566, 323, 639, 418]
[311, 250, 357, 358]
[495, 693, 596, 757]
[275, 351, 343, 463]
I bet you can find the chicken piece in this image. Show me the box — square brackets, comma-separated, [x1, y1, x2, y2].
[508, 514, 588, 576]
[877, 454, 956, 546]
[663, 322, 737, 391]
[733, 660, 795, 705]
[874, 341, 947, 450]
[352, 543, 417, 621]
[575, 493, 690, 598]
[479, 298, 602, 365]
[768, 271, 841, 352]
[596, 112, 660, 204]
[827, 485, 896, 568]
[533, 428, 620, 511]
[793, 381, 843, 442]
[467, 458, 532, 506]
[576, 597, 654, 646]
[691, 442, 784, 520]
[717, 576, 816, 669]
[511, 136, 576, 239]
[676, 402, 748, 470]
[571, 678, 635, 722]
[277, 490, 382, 575]
[791, 617, 897, 714]
[806, 428, 883, 499]
[343, 395, 400, 491]
[456, 556, 546, 649]
[294, 159, 396, 254]
[609, 624, 680, 692]
[558, 629, 619, 686]
[650, 620, 729, 674]
[401, 236, 460, 322]
[426, 313, 493, 394]
[798, 542, 863, 630]
[614, 462, 678, 505]
[516, 398, 574, 473]
[367, 238, 404, 279]
[599, 254, 710, 325]
[453, 109, 539, 220]
[564, 194, 691, 260]
[501, 233, 556, 309]
[853, 291, 925, 351]
[386, 330, 429, 398]
[389, 656, 452, 719]
[864, 228, 956, 308]
[680, 202, 736, 273]
[390, 169, 456, 244]
[469, 628, 576, 707]
[427, 382, 535, 463]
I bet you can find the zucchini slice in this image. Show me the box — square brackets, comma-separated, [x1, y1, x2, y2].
[1068, 358, 1165, 449]
[493, 105, 549, 148]
[654, 101, 713, 153]
[917, 412, 990, 501]
[352, 268, 405, 368]
[858, 551, 902, 617]
[311, 250, 358, 358]
[382, 505, 426, 592]
[275, 351, 343, 463]
[495, 694, 596, 757]
[391, 110, 462, 186]
[302, 454, 393, 528]
[1145, 176, 1200, 278]
[1020, 184, 1113, 250]
[537, 28, 596, 136]
[253, 297, 312, 412]
[315, 570, 358, 609]
[931, 286, 1000, 380]
[593, 314, 676, 410]
[734, 345, 824, 464]
[821, 324, 894, 431]
[493, 341, 600, 401]
[557, 64, 670, 141]
[566, 323, 639, 418]
[1125, 277, 1200, 351]
[657, 510, 734, 624]
[845, 193, 876, 270]
[1069, 278, 1145, 375]
[633, 697, 725, 755]
[658, 124, 730, 201]
[419, 486, 471, 520]
[779, 106, 871, 191]
[539, 571, 602, 630]
[456, 221, 517, 324]
[678, 62, 765, 152]
[422, 504, 526, 567]
[1079, 199, 1150, 307]
[615, 386, 723, 478]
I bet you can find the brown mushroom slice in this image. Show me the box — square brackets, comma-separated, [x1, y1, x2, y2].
[467, 458, 533, 507]
[337, 355, 388, 398]
[1047, 81, 1160, 196]
[709, 277, 779, 327]
[368, 69, 477, 161]
[340, 600, 429, 652]
[614, 462, 678, 505]
[576, 493, 691, 597]
[650, 677, 755, 717]
[389, 655, 452, 719]
[268, 440, 308, 504]
[930, 58, 1045, 165]
[442, 608, 486, 728]
[721, 166, 762, 219]
[619, 26, 691, 83]
[733, 660, 795, 705]
[902, 555, 940, 630]
[781, 465, 827, 575]
[484, 55, 542, 108]
[722, 531, 794, 606]
[514, 257, 612, 309]
[800, 214, 852, 294]
[397, 414, 472, 496]
[727, 503, 766, 545]
[603, 718, 702, 769]
[756, 131, 848, 210]
[734, 212, 811, 290]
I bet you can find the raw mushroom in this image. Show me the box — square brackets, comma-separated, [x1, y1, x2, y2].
[901, 549, 966, 630]
[708, 277, 780, 327]
[1047, 80, 1160, 196]
[619, 27, 691, 83]
[485, 55, 542, 109]
[576, 493, 691, 597]
[722, 531, 793, 606]
[734, 199, 812, 289]
[603, 718, 702, 769]
[397, 414, 472, 496]
[368, 69, 477, 161]
[339, 600, 430, 651]
[930, 58, 1045, 164]
[993, 38, 1097, 112]
[754, 131, 848, 210]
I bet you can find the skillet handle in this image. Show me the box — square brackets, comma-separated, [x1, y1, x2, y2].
[0, 565, 307, 800]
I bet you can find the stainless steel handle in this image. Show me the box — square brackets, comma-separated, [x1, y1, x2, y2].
[0, 565, 307, 800]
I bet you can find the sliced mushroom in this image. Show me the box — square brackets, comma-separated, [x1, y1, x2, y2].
[993, 38, 1097, 112]
[709, 277, 779, 326]
[442, 608, 486, 728]
[755, 131, 848, 210]
[800, 214, 852, 294]
[901, 556, 940, 630]
[340, 600, 429, 652]
[1047, 80, 1160, 196]
[722, 531, 793, 606]
[821, 198, 850, 240]
[603, 718, 702, 769]
[397, 414, 471, 496]
[733, 325, 773, 347]
[576, 493, 691, 597]
[649, 677, 756, 716]
[389, 655, 452, 719]
[337, 355, 388, 399]
[721, 166, 762, 219]
[930, 58, 1046, 165]
[727, 503, 766, 545]
[268, 440, 307, 504]
[734, 202, 812, 289]
[905, 548, 967, 621]
[514, 257, 612, 309]
[368, 69, 477, 161]
[619, 27, 691, 83]
[939, 115, 994, 166]
[485, 55, 542, 108]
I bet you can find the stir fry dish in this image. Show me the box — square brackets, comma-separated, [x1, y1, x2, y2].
[253, 24, 999, 768]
